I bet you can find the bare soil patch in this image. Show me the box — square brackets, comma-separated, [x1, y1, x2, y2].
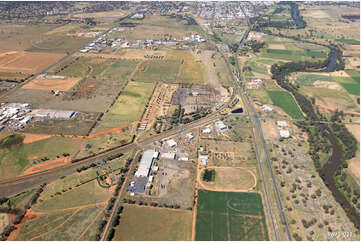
[23, 133, 53, 144]
[268, 44, 286, 49]
[313, 81, 343, 90]
[0, 51, 65, 75]
[22, 77, 81, 91]
[22, 157, 70, 175]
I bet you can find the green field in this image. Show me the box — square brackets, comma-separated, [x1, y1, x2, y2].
[113, 205, 192, 241]
[336, 38, 360, 45]
[35, 180, 111, 211]
[95, 81, 155, 131]
[267, 90, 304, 120]
[102, 59, 139, 81]
[0, 136, 81, 179]
[195, 190, 268, 241]
[296, 73, 335, 85]
[246, 60, 268, 75]
[133, 60, 181, 83]
[334, 76, 360, 96]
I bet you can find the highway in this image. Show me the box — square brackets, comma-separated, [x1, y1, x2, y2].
[1, 7, 288, 240]
[0, 107, 223, 197]
[234, 5, 291, 240]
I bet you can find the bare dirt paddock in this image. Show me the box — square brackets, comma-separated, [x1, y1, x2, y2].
[22, 77, 82, 91]
[0, 50, 65, 75]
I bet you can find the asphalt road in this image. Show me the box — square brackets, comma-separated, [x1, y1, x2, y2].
[0, 111, 220, 197]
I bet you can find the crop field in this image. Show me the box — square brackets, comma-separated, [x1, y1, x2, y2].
[195, 190, 268, 241]
[200, 167, 257, 191]
[112, 205, 193, 241]
[267, 90, 304, 120]
[22, 77, 82, 91]
[95, 81, 155, 131]
[0, 51, 65, 75]
[296, 73, 335, 85]
[102, 59, 138, 81]
[336, 38, 360, 45]
[333, 76, 360, 96]
[0, 135, 81, 179]
[258, 36, 330, 62]
[299, 85, 358, 113]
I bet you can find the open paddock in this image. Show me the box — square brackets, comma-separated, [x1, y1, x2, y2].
[199, 167, 257, 192]
[0, 51, 65, 75]
[112, 205, 192, 241]
[22, 77, 82, 91]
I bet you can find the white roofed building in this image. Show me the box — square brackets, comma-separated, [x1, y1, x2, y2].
[135, 150, 158, 178]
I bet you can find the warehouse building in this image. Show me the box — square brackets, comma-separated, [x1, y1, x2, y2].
[134, 150, 159, 178]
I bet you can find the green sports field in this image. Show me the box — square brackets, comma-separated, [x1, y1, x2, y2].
[267, 90, 304, 120]
[195, 190, 268, 241]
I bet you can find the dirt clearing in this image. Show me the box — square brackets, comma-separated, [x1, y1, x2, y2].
[22, 157, 70, 175]
[268, 44, 286, 49]
[313, 81, 343, 90]
[23, 133, 53, 144]
[22, 77, 82, 91]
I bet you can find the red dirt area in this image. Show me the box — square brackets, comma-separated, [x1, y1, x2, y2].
[23, 133, 53, 144]
[22, 157, 70, 176]
[22, 77, 82, 91]
[7, 209, 42, 241]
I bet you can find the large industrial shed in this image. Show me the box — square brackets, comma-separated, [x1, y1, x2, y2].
[135, 150, 159, 178]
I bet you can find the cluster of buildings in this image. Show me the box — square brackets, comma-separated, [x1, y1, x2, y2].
[277, 120, 290, 138]
[0, 103, 77, 132]
[215, 120, 227, 133]
[0, 103, 32, 131]
[79, 27, 124, 53]
[246, 78, 264, 89]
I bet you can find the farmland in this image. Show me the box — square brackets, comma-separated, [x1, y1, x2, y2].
[0, 135, 81, 179]
[0, 51, 65, 75]
[12, 180, 112, 241]
[94, 81, 155, 131]
[195, 190, 268, 241]
[267, 90, 304, 120]
[199, 167, 257, 191]
[112, 205, 192, 241]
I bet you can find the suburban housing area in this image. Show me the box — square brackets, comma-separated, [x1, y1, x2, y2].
[0, 1, 359, 241]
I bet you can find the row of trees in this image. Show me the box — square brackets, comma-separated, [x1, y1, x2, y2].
[269, 42, 360, 229]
